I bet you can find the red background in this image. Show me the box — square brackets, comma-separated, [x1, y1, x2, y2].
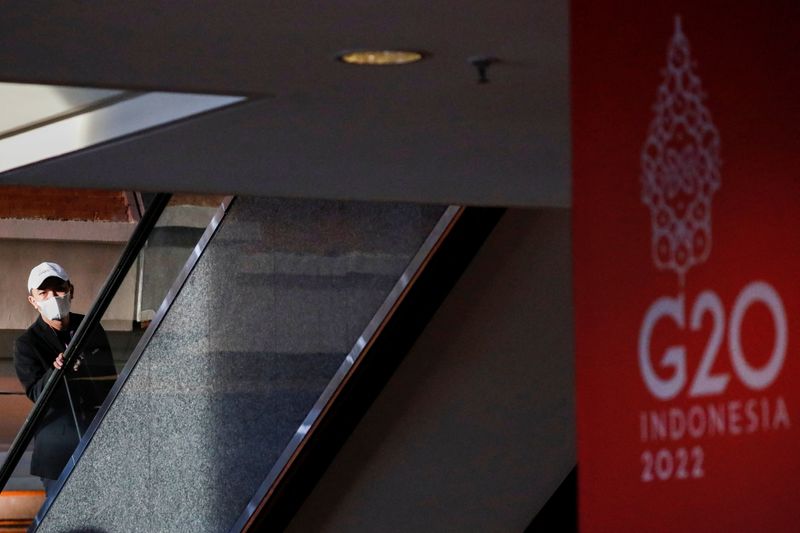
[572, 1, 800, 531]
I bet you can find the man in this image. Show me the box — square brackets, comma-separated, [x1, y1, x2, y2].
[13, 262, 116, 495]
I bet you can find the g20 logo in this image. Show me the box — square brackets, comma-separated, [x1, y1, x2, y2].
[638, 281, 787, 400]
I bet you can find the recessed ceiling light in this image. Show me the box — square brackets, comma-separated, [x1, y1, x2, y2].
[337, 50, 425, 66]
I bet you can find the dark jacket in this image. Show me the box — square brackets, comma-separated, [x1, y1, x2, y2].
[13, 313, 117, 479]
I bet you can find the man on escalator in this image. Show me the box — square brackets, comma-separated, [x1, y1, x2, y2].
[13, 262, 117, 496]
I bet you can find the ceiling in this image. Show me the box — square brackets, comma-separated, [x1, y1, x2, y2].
[0, 1, 569, 207]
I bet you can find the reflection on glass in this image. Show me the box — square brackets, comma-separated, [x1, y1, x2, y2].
[0, 189, 224, 527]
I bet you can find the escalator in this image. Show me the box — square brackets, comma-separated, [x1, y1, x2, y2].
[0, 193, 502, 531]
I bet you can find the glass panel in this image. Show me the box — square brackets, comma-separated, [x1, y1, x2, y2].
[35, 196, 446, 532]
[0, 190, 225, 527]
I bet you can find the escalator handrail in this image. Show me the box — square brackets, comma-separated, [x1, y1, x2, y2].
[0, 192, 172, 494]
[230, 205, 489, 531]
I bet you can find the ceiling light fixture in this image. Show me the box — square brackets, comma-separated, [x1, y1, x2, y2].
[337, 50, 425, 66]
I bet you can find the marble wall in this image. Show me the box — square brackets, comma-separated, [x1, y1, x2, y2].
[38, 196, 444, 532]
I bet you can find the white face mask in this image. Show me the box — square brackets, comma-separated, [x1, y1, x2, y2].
[37, 294, 71, 321]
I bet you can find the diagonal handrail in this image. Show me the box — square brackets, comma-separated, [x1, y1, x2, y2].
[227, 206, 511, 531]
[232, 206, 505, 531]
[0, 192, 172, 493]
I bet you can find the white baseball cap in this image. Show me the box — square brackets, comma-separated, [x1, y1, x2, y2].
[27, 262, 70, 292]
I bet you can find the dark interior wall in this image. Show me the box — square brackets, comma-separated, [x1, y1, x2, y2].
[288, 207, 575, 532]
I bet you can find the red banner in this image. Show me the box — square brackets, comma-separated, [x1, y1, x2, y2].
[573, 2, 800, 531]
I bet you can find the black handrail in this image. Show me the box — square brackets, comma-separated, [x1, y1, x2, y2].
[0, 192, 172, 493]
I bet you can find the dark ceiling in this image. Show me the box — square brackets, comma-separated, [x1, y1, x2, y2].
[0, 1, 569, 207]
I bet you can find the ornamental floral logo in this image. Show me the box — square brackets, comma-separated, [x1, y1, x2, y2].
[641, 16, 721, 286]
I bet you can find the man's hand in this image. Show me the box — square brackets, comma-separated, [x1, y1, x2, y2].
[53, 352, 83, 371]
